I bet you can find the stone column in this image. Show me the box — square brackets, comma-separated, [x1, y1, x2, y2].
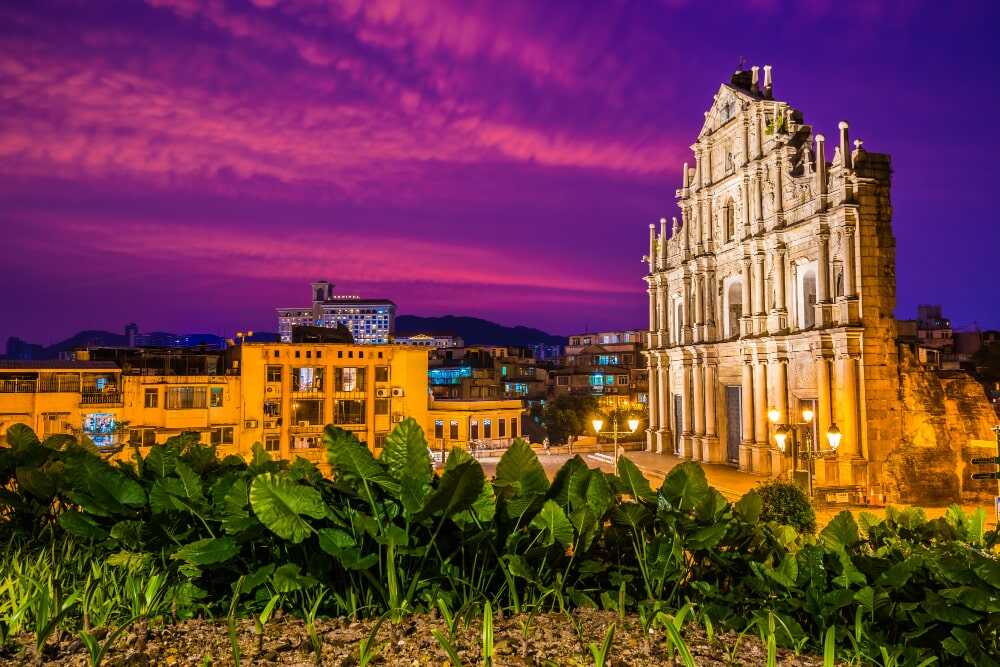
[705, 269, 717, 339]
[774, 156, 784, 216]
[741, 179, 752, 239]
[694, 274, 704, 327]
[838, 121, 852, 171]
[682, 276, 693, 343]
[704, 362, 717, 462]
[817, 231, 831, 303]
[740, 360, 755, 471]
[752, 359, 771, 474]
[837, 353, 860, 485]
[774, 247, 786, 311]
[658, 285, 669, 342]
[647, 287, 657, 336]
[657, 360, 671, 453]
[692, 359, 705, 461]
[740, 257, 752, 336]
[815, 134, 827, 210]
[646, 355, 659, 451]
[771, 357, 788, 475]
[680, 361, 693, 457]
[815, 353, 832, 485]
[704, 197, 714, 253]
[755, 173, 764, 225]
[843, 226, 857, 298]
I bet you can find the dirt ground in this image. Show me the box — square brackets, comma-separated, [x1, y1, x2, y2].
[1, 609, 828, 666]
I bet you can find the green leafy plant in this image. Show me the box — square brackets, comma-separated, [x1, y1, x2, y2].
[357, 616, 389, 667]
[588, 622, 615, 667]
[754, 479, 817, 533]
[481, 601, 495, 667]
[432, 628, 463, 667]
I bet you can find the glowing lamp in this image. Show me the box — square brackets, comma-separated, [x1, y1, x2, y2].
[592, 418, 604, 434]
[627, 418, 640, 433]
[826, 424, 842, 451]
[774, 425, 788, 452]
[801, 407, 814, 423]
[768, 407, 781, 424]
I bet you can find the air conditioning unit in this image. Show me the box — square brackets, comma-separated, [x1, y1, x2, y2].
[265, 386, 275, 393]
[391, 414, 404, 423]
[264, 420, 278, 429]
[298, 420, 309, 427]
[391, 387, 405, 397]
[244, 419, 258, 429]
[375, 387, 390, 398]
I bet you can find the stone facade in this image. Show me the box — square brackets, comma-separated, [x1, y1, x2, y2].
[643, 66, 897, 498]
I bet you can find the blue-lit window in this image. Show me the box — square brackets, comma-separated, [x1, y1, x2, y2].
[589, 374, 604, 386]
[597, 355, 620, 366]
[429, 367, 473, 385]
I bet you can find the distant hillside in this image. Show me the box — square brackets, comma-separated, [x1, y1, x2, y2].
[4, 330, 278, 360]
[396, 315, 565, 347]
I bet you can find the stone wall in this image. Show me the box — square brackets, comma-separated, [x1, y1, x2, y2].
[882, 346, 998, 504]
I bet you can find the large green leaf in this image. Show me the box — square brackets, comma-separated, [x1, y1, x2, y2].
[58, 510, 107, 540]
[64, 455, 146, 516]
[821, 511, 860, 550]
[271, 563, 319, 592]
[658, 461, 708, 510]
[617, 456, 656, 504]
[15, 464, 61, 500]
[734, 491, 763, 524]
[249, 473, 326, 543]
[585, 471, 613, 517]
[221, 479, 257, 535]
[530, 499, 575, 548]
[548, 455, 589, 507]
[171, 537, 240, 566]
[324, 426, 399, 497]
[380, 417, 432, 484]
[419, 460, 485, 519]
[494, 440, 548, 520]
[5, 423, 40, 452]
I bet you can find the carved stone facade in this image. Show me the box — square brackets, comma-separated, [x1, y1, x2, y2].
[643, 66, 897, 497]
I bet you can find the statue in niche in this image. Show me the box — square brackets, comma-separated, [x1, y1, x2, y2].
[801, 144, 814, 175]
[725, 147, 735, 174]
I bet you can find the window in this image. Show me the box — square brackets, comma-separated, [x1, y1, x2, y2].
[723, 200, 735, 241]
[295, 350, 300, 358]
[210, 387, 224, 407]
[801, 269, 817, 328]
[499, 419, 506, 438]
[726, 280, 743, 338]
[334, 399, 365, 424]
[316, 351, 322, 359]
[129, 428, 156, 447]
[166, 386, 207, 409]
[265, 435, 280, 452]
[449, 420, 459, 439]
[557, 376, 569, 386]
[434, 420, 444, 439]
[511, 418, 518, 439]
[335, 367, 366, 392]
[483, 419, 493, 439]
[292, 367, 324, 392]
[618, 376, 628, 385]
[293, 435, 319, 449]
[470, 419, 479, 439]
[211, 426, 234, 445]
[374, 432, 388, 449]
[375, 366, 389, 382]
[306, 351, 312, 358]
[374, 398, 389, 415]
[144, 388, 158, 408]
[266, 365, 282, 383]
[293, 399, 323, 425]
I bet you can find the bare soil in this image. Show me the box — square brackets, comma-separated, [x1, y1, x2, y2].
[2, 609, 827, 666]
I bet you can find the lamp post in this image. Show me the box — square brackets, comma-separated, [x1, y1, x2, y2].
[592, 414, 641, 466]
[768, 406, 841, 498]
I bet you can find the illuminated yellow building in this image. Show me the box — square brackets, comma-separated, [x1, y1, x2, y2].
[0, 345, 525, 473]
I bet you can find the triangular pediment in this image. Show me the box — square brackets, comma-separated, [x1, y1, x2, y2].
[697, 84, 755, 139]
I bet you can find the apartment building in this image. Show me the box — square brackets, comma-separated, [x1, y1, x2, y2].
[276, 281, 395, 344]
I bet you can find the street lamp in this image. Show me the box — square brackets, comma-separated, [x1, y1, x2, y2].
[769, 405, 843, 498]
[592, 414, 639, 466]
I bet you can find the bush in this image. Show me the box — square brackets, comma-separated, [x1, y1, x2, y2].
[754, 479, 816, 534]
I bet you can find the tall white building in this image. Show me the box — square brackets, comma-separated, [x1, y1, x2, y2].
[277, 281, 395, 344]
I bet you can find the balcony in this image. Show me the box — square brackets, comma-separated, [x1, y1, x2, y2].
[0, 379, 37, 393]
[81, 391, 123, 406]
[289, 422, 324, 434]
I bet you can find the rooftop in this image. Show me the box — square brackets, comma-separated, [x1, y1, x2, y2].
[0, 360, 121, 370]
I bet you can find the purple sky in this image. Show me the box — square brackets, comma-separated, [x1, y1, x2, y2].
[2, 0, 998, 345]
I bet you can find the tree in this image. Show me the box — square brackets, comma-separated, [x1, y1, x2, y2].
[540, 393, 599, 444]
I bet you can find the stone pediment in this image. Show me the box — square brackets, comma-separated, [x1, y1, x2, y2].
[697, 84, 755, 140]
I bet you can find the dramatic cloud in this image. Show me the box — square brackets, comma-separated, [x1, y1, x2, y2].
[1, 0, 997, 343]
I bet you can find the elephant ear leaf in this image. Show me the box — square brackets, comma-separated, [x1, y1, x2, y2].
[324, 426, 398, 496]
[419, 460, 485, 519]
[64, 455, 146, 517]
[530, 499, 575, 548]
[494, 440, 549, 520]
[58, 510, 107, 541]
[171, 537, 240, 566]
[379, 418, 432, 513]
[617, 456, 655, 505]
[249, 473, 325, 544]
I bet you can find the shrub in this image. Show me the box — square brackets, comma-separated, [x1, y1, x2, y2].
[754, 479, 816, 534]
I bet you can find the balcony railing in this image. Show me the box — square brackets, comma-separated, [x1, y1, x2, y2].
[289, 422, 324, 434]
[0, 379, 37, 393]
[81, 391, 123, 406]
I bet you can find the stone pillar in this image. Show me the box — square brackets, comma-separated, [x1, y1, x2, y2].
[815, 353, 832, 485]
[741, 179, 752, 239]
[648, 287, 657, 335]
[694, 274, 704, 327]
[680, 361, 693, 457]
[692, 359, 705, 445]
[740, 257, 752, 337]
[774, 156, 784, 216]
[705, 269, 717, 339]
[704, 363, 718, 462]
[682, 276, 693, 343]
[815, 134, 827, 210]
[646, 355, 659, 451]
[752, 359, 771, 474]
[774, 247, 786, 311]
[771, 357, 788, 475]
[704, 197, 714, 253]
[648, 223, 656, 273]
[838, 121, 852, 171]
[657, 360, 671, 454]
[843, 226, 857, 297]
[740, 360, 755, 472]
[836, 353, 860, 484]
[817, 232, 830, 303]
[659, 218, 669, 268]
[754, 250, 767, 335]
[755, 172, 764, 225]
[681, 208, 691, 259]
